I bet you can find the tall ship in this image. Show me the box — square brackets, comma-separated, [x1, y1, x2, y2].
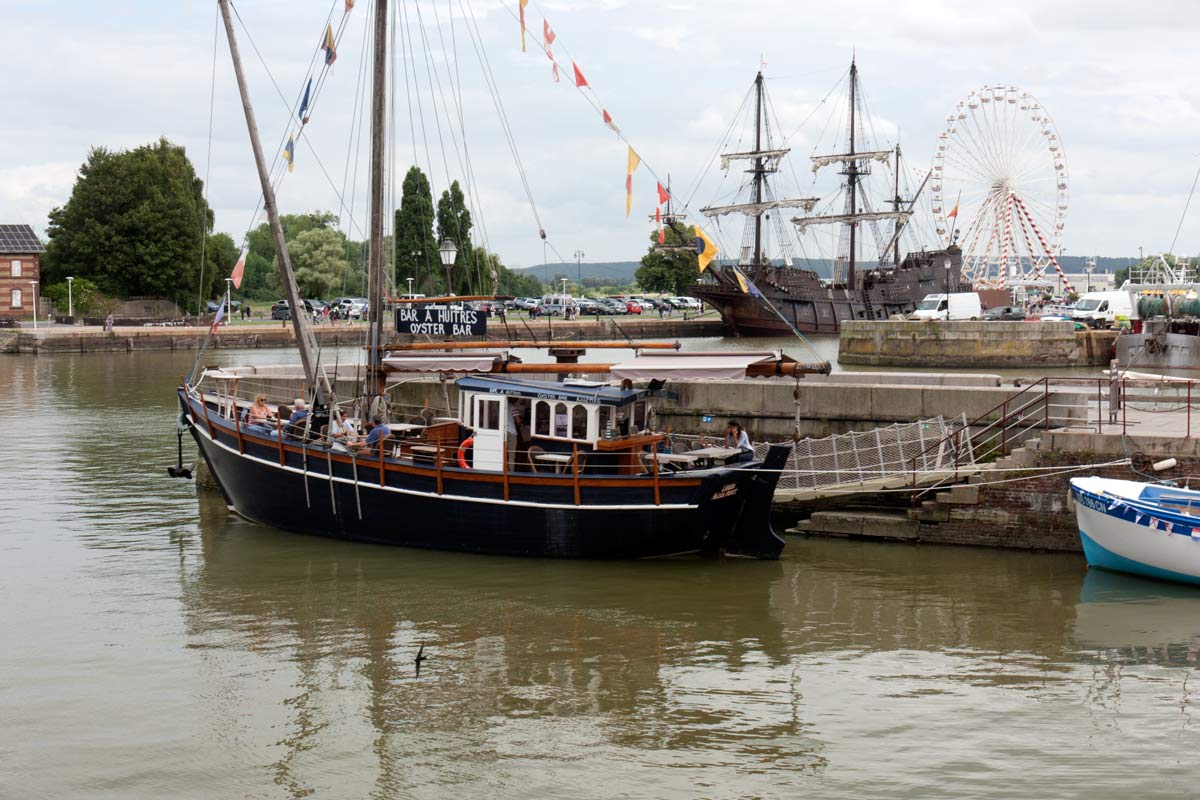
[690, 62, 961, 335]
[169, 0, 828, 560]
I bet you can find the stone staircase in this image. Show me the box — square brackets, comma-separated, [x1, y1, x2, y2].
[785, 436, 1046, 540]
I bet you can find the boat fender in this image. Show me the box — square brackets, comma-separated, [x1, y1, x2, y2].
[1152, 457, 1178, 472]
[457, 437, 474, 469]
[177, 410, 190, 433]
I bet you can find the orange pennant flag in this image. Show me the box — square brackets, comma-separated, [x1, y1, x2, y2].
[573, 62, 588, 87]
[602, 109, 619, 134]
[657, 182, 670, 205]
[625, 147, 641, 218]
[519, 0, 529, 51]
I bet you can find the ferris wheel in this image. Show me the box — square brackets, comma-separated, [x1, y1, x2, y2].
[931, 85, 1072, 292]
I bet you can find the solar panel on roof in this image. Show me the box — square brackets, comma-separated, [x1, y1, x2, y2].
[0, 225, 45, 253]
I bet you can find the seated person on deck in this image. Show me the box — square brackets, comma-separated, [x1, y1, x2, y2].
[247, 394, 272, 428]
[350, 415, 391, 453]
[285, 399, 309, 440]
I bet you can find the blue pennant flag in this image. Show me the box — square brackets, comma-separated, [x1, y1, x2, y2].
[299, 78, 312, 122]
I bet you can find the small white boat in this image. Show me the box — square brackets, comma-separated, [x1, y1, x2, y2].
[1071, 477, 1200, 585]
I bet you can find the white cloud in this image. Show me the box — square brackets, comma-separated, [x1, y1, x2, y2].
[4, 0, 1200, 266]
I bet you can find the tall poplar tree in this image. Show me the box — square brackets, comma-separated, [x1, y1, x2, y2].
[436, 180, 473, 294]
[394, 166, 438, 293]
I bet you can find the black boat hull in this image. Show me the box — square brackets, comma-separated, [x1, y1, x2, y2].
[182, 391, 787, 560]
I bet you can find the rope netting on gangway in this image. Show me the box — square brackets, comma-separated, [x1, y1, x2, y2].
[756, 415, 975, 493]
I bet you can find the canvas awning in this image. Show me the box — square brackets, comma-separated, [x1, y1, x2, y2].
[609, 351, 782, 381]
[383, 353, 498, 373]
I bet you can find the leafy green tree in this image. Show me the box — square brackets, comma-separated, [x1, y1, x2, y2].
[242, 212, 344, 300]
[494, 258, 543, 297]
[436, 180, 474, 294]
[204, 232, 239, 300]
[42, 277, 99, 316]
[395, 167, 439, 294]
[44, 138, 215, 308]
[635, 225, 699, 294]
[290, 227, 348, 298]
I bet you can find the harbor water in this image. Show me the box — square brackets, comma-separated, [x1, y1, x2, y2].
[2, 348, 1199, 798]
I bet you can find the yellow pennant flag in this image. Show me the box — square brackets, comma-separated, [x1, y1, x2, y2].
[519, 0, 529, 51]
[695, 225, 718, 272]
[625, 147, 641, 218]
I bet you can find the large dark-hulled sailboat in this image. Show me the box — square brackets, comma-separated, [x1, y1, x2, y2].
[690, 63, 962, 335]
[173, 0, 810, 559]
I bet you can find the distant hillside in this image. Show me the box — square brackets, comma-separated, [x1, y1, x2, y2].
[514, 255, 1140, 287]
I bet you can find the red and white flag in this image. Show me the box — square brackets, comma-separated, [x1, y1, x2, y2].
[573, 62, 588, 87]
[602, 108, 619, 134]
[544, 21, 558, 82]
[657, 182, 670, 205]
[230, 254, 246, 290]
[656, 207, 664, 244]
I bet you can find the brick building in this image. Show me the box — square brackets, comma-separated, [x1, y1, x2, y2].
[0, 225, 46, 321]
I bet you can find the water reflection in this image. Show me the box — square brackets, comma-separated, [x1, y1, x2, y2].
[6, 349, 1200, 799]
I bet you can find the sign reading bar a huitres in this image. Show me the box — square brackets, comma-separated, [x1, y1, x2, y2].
[395, 304, 486, 337]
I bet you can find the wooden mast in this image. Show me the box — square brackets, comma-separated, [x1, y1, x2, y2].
[752, 71, 764, 276]
[217, 0, 335, 409]
[365, 0, 389, 417]
[846, 58, 858, 289]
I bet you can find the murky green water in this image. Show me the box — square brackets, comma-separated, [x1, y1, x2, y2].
[2, 348, 1198, 798]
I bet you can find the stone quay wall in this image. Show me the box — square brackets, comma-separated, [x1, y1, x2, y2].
[4, 316, 725, 355]
[838, 320, 1118, 368]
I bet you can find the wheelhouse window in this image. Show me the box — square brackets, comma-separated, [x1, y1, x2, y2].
[10, 260, 20, 278]
[9, 288, 20, 308]
[476, 398, 500, 430]
[571, 404, 588, 440]
[553, 403, 569, 438]
[633, 400, 647, 431]
[534, 400, 550, 436]
[598, 405, 613, 434]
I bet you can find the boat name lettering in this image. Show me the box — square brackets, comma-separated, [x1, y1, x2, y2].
[395, 304, 486, 337]
[1077, 492, 1108, 512]
[711, 483, 738, 500]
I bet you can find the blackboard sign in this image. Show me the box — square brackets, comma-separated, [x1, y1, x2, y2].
[395, 304, 486, 337]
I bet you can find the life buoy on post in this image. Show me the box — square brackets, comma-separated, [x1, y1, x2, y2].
[457, 437, 475, 469]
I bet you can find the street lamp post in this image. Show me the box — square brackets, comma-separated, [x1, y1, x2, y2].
[406, 276, 414, 297]
[66, 276, 74, 321]
[574, 249, 584, 293]
[438, 239, 457, 299]
[28, 281, 38, 329]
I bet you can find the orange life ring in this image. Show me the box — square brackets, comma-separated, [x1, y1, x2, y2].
[457, 437, 475, 469]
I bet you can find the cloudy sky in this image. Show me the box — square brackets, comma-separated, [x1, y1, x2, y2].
[4, 0, 1200, 269]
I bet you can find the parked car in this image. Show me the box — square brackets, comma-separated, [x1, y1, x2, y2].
[270, 300, 291, 320]
[982, 305, 1025, 321]
[302, 299, 329, 315]
[625, 300, 644, 315]
[336, 297, 368, 319]
[908, 292, 982, 321]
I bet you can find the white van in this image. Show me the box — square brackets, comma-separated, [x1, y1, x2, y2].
[909, 292, 983, 321]
[1069, 291, 1133, 328]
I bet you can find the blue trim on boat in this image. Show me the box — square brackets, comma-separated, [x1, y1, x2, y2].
[1079, 529, 1200, 586]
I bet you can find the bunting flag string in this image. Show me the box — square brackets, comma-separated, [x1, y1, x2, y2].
[299, 78, 312, 124]
[573, 62, 588, 88]
[283, 133, 296, 173]
[602, 109, 619, 134]
[625, 147, 641, 217]
[230, 252, 246, 290]
[323, 22, 337, 65]
[695, 227, 719, 272]
[519, 0, 529, 52]
[543, 21, 558, 82]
